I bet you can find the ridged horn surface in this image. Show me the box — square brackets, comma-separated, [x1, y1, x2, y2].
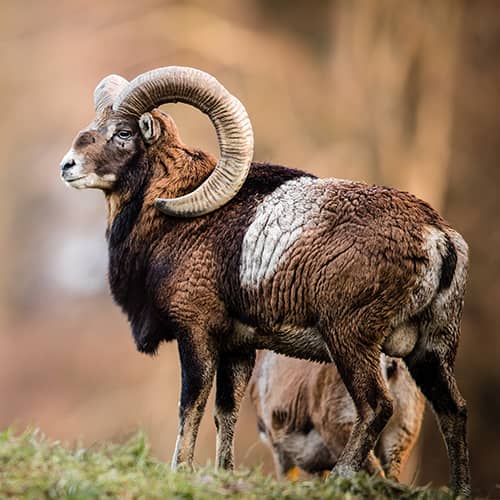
[94, 74, 129, 115]
[113, 66, 254, 217]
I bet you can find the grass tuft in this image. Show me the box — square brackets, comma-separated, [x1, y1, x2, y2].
[0, 429, 457, 499]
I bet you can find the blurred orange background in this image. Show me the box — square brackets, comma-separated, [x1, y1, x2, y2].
[1, 0, 499, 496]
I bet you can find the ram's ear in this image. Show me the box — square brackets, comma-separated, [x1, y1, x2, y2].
[139, 112, 162, 144]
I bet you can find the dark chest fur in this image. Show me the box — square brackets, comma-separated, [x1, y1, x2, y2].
[107, 182, 174, 354]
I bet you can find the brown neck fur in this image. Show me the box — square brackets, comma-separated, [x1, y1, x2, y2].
[105, 110, 217, 231]
[104, 111, 219, 354]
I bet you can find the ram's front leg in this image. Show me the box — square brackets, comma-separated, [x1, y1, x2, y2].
[171, 335, 216, 470]
[214, 350, 255, 470]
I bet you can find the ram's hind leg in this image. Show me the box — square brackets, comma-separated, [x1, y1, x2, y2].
[214, 350, 255, 470]
[322, 335, 394, 478]
[405, 329, 471, 497]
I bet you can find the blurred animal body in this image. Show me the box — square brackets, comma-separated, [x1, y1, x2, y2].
[60, 66, 471, 496]
[250, 351, 424, 480]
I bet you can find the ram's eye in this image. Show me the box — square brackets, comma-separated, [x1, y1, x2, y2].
[117, 130, 132, 140]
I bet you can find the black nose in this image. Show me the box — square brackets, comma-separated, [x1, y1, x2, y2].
[61, 159, 76, 171]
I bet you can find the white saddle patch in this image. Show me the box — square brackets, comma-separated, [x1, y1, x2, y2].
[240, 177, 332, 287]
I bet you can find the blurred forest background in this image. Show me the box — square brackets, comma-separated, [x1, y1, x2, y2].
[1, 0, 499, 496]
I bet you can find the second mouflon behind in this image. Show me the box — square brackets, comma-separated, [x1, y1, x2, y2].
[250, 351, 424, 480]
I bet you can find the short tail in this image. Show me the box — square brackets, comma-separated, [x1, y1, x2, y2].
[437, 234, 457, 293]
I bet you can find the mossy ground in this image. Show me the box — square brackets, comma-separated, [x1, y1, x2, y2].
[0, 429, 458, 499]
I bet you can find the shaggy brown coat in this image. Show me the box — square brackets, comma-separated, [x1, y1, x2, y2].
[61, 107, 470, 496]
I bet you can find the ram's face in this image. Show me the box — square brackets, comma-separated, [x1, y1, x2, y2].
[60, 117, 143, 191]
[61, 67, 254, 217]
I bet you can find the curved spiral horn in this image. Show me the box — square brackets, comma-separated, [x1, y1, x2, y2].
[94, 74, 129, 115]
[113, 66, 254, 217]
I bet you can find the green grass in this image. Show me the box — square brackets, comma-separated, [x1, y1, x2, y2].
[0, 429, 457, 499]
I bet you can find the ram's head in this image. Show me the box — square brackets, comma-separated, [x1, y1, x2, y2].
[60, 67, 254, 217]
